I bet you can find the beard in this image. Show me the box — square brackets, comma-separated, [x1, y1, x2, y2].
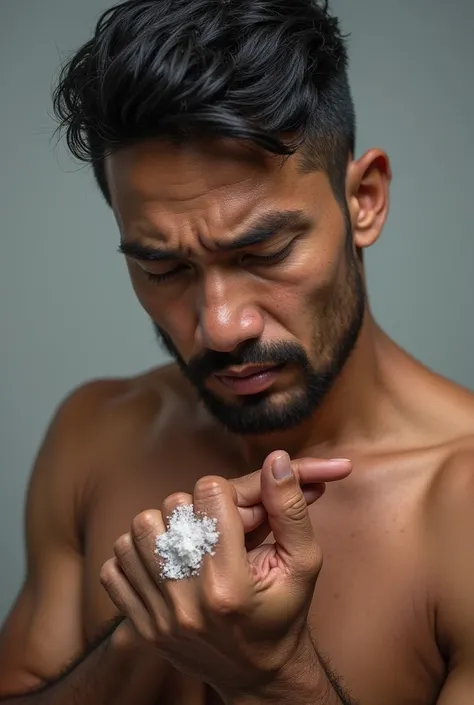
[153, 221, 366, 436]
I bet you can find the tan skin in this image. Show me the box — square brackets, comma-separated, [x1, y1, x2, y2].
[1, 139, 474, 704]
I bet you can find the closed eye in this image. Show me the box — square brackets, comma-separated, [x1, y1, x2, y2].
[241, 240, 294, 265]
[143, 264, 189, 284]
[142, 241, 295, 284]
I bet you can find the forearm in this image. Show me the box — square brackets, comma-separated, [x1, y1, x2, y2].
[223, 639, 358, 705]
[0, 621, 167, 705]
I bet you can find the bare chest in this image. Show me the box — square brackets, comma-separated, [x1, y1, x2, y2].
[81, 463, 445, 705]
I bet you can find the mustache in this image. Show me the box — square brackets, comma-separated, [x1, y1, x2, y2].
[186, 340, 310, 382]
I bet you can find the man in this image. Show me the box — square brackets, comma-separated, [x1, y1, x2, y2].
[0, 0, 473, 702]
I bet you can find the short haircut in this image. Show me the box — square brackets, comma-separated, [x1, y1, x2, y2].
[53, 0, 356, 205]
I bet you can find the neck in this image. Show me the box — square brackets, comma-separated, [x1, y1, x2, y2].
[241, 314, 400, 466]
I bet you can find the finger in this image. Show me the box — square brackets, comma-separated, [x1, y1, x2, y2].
[231, 456, 352, 509]
[303, 484, 326, 503]
[99, 557, 159, 641]
[244, 517, 271, 552]
[244, 485, 326, 550]
[161, 492, 194, 527]
[157, 491, 208, 613]
[132, 499, 208, 633]
[260, 451, 331, 574]
[114, 532, 170, 618]
[131, 509, 167, 584]
[192, 476, 247, 579]
[292, 456, 352, 483]
[239, 484, 326, 534]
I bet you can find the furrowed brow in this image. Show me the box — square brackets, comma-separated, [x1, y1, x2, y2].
[215, 210, 312, 251]
[118, 210, 312, 261]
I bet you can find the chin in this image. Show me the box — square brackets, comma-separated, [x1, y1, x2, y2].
[199, 390, 318, 436]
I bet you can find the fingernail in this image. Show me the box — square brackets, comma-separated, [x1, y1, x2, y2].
[272, 453, 293, 480]
[328, 458, 351, 465]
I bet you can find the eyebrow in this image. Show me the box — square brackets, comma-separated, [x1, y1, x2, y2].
[118, 210, 313, 262]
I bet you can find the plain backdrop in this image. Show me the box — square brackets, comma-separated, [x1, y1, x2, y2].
[1, 0, 473, 623]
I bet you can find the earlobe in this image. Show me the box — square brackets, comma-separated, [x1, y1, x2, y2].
[347, 149, 391, 250]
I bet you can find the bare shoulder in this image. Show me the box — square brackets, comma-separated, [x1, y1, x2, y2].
[35, 364, 196, 494]
[55, 363, 239, 496]
[54, 362, 200, 444]
[423, 370, 474, 516]
[62, 362, 188, 415]
[422, 420, 474, 659]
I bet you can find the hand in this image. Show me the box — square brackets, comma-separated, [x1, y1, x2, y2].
[100, 452, 351, 698]
[228, 455, 351, 549]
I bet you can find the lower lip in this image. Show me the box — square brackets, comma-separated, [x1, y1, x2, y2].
[215, 366, 284, 395]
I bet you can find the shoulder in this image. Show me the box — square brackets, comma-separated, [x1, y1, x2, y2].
[417, 373, 474, 513]
[46, 362, 197, 443]
[423, 437, 474, 659]
[28, 364, 202, 521]
[424, 438, 474, 559]
[424, 410, 474, 541]
[415, 369, 474, 514]
[428, 439, 474, 509]
[44, 362, 233, 482]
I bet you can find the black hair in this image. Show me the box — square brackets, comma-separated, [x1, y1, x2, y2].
[52, 0, 356, 206]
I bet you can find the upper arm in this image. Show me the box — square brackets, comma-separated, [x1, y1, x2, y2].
[0, 382, 114, 697]
[426, 451, 474, 704]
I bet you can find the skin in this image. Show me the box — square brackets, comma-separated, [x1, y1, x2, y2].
[1, 138, 474, 704]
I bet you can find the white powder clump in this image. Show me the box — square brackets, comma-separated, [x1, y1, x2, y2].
[155, 504, 219, 580]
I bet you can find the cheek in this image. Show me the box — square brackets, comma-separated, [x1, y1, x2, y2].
[285, 251, 343, 308]
[265, 251, 346, 336]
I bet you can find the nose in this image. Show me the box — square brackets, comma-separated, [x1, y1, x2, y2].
[196, 270, 265, 353]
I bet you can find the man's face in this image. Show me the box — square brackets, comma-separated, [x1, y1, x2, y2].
[106, 138, 366, 436]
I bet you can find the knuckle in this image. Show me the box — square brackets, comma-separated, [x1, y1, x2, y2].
[173, 607, 204, 634]
[194, 475, 225, 500]
[213, 593, 241, 616]
[137, 621, 157, 644]
[231, 469, 257, 488]
[154, 616, 173, 642]
[114, 533, 133, 559]
[162, 493, 192, 513]
[280, 492, 309, 522]
[99, 558, 119, 589]
[229, 472, 257, 505]
[131, 510, 161, 542]
[205, 585, 242, 616]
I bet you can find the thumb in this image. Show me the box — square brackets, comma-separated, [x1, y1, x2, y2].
[260, 450, 320, 568]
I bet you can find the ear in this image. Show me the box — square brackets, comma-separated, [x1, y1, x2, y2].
[346, 149, 392, 249]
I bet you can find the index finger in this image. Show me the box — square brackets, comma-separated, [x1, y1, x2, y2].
[192, 475, 247, 579]
[231, 457, 352, 508]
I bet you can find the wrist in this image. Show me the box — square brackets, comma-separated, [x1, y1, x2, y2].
[224, 633, 322, 705]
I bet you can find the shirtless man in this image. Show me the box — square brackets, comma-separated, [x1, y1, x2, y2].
[1, 0, 473, 703]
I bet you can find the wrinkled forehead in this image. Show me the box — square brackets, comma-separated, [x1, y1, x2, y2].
[105, 138, 333, 243]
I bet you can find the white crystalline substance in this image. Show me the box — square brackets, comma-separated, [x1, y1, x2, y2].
[155, 504, 219, 580]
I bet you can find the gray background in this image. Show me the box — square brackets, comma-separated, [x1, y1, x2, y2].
[1, 0, 473, 623]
